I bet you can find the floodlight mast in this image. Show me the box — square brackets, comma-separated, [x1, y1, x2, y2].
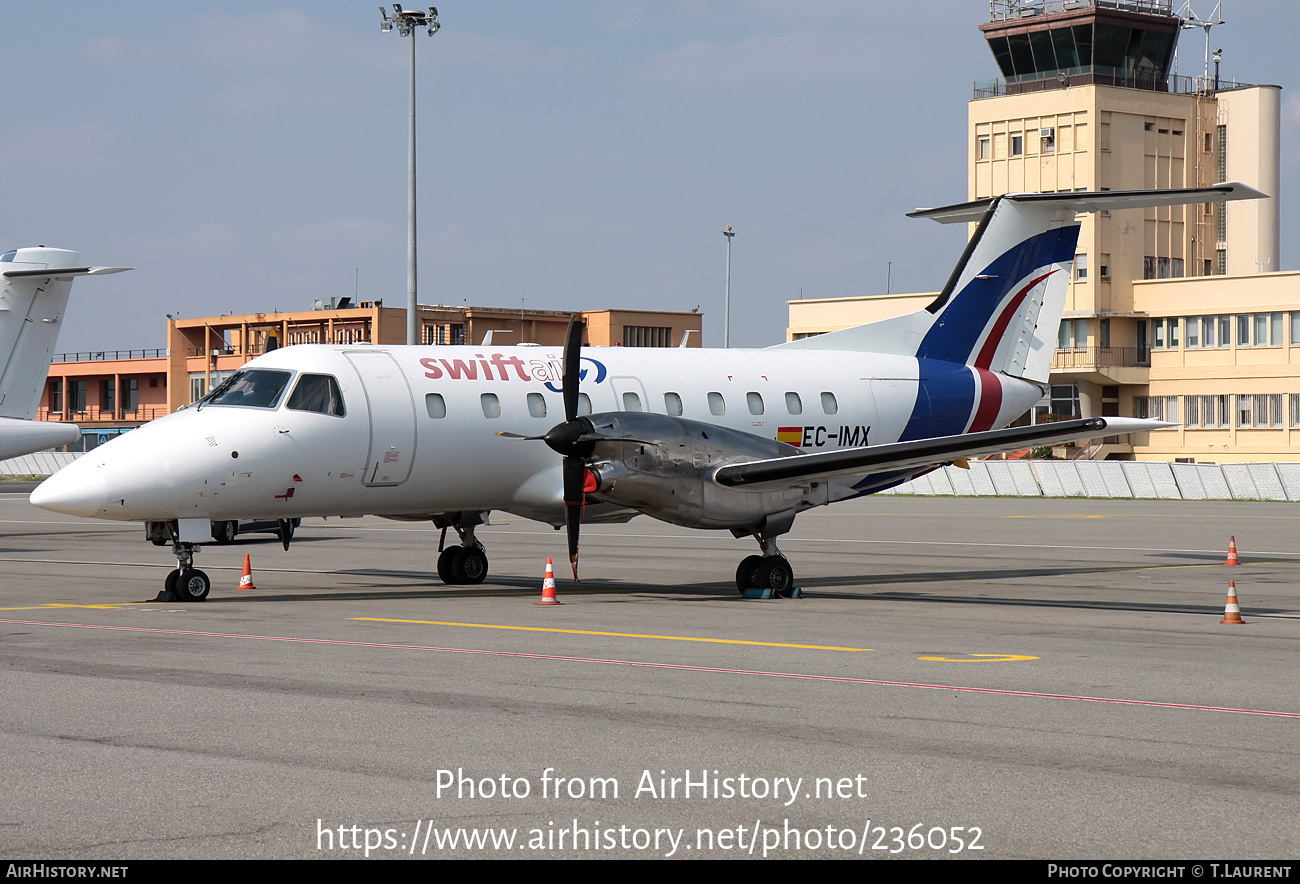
[380, 6, 441, 345]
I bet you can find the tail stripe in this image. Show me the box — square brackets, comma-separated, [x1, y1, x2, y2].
[972, 270, 1057, 370]
[914, 227, 1077, 365]
[968, 368, 1004, 433]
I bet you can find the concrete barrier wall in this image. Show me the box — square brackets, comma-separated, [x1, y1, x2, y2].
[0, 452, 82, 477]
[881, 460, 1300, 501]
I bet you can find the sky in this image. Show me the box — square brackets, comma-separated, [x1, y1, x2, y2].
[3, 1, 1296, 352]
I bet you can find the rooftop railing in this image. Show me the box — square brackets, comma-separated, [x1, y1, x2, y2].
[989, 0, 1173, 21]
[52, 349, 168, 363]
[975, 65, 1251, 98]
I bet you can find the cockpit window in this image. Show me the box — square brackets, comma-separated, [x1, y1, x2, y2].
[287, 373, 346, 417]
[203, 369, 292, 409]
[0, 250, 16, 263]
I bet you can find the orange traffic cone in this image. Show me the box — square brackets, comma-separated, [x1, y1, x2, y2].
[237, 554, 257, 590]
[1220, 581, 1245, 624]
[536, 557, 562, 606]
[1224, 536, 1240, 566]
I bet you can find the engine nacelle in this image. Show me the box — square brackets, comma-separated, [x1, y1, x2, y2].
[580, 411, 828, 530]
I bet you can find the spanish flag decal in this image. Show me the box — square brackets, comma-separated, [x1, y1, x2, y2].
[777, 427, 803, 447]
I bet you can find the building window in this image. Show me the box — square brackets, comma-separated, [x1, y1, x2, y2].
[1184, 317, 1199, 348]
[1099, 254, 1110, 280]
[102, 379, 116, 414]
[1011, 135, 1024, 156]
[124, 378, 139, 411]
[1074, 254, 1088, 281]
[977, 136, 990, 160]
[1050, 384, 1080, 419]
[1144, 257, 1157, 280]
[50, 380, 63, 413]
[1099, 318, 1111, 349]
[623, 326, 672, 347]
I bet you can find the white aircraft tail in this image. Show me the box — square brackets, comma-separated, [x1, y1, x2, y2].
[776, 183, 1265, 384]
[0, 248, 131, 419]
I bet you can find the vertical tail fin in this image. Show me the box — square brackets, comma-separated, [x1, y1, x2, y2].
[775, 183, 1265, 384]
[0, 248, 132, 418]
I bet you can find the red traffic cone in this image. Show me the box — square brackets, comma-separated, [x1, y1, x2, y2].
[536, 557, 562, 606]
[237, 554, 257, 590]
[1220, 581, 1245, 624]
[1224, 536, 1240, 566]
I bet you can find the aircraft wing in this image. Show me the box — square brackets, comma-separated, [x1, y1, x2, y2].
[712, 417, 1172, 489]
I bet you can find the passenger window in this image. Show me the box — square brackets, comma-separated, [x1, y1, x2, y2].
[425, 393, 446, 418]
[622, 391, 642, 412]
[664, 392, 683, 416]
[747, 392, 764, 415]
[785, 392, 802, 415]
[708, 392, 726, 416]
[481, 393, 501, 419]
[577, 392, 592, 416]
[527, 392, 547, 418]
[821, 392, 838, 415]
[287, 374, 346, 417]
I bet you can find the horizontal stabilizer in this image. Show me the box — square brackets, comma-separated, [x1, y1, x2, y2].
[909, 182, 1266, 224]
[3, 266, 133, 279]
[713, 418, 1173, 489]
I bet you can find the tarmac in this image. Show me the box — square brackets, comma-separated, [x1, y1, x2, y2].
[1, 486, 1297, 859]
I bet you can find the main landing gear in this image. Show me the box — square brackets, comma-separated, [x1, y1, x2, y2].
[436, 514, 489, 585]
[735, 528, 797, 597]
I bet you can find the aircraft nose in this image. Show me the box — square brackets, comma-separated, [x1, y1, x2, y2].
[30, 465, 109, 517]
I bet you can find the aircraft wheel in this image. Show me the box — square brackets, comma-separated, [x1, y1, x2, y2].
[173, 568, 211, 603]
[758, 557, 794, 597]
[164, 569, 180, 594]
[278, 519, 295, 545]
[212, 521, 237, 544]
[735, 555, 764, 593]
[453, 547, 488, 585]
[436, 547, 459, 584]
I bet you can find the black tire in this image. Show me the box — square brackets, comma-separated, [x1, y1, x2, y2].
[173, 568, 211, 603]
[452, 547, 488, 585]
[212, 521, 237, 544]
[736, 555, 764, 593]
[278, 519, 295, 546]
[758, 557, 794, 597]
[437, 547, 459, 584]
[164, 569, 180, 593]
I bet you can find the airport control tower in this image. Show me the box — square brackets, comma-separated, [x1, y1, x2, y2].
[969, 0, 1280, 446]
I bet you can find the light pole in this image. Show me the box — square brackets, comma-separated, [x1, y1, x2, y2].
[380, 5, 440, 346]
[722, 226, 736, 348]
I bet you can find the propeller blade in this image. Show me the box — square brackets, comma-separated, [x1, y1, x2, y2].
[561, 313, 583, 422]
[563, 456, 585, 581]
[495, 431, 546, 441]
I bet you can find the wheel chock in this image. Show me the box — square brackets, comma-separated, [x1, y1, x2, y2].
[742, 586, 775, 599]
[788, 586, 804, 599]
[153, 589, 176, 603]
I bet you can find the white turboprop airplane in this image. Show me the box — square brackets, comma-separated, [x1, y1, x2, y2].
[31, 185, 1261, 602]
[0, 248, 132, 460]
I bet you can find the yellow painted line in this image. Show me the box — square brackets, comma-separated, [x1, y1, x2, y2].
[0, 603, 140, 611]
[1006, 514, 1109, 519]
[918, 653, 1038, 663]
[352, 617, 871, 652]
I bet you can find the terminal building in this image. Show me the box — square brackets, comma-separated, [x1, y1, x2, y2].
[788, 0, 1293, 463]
[39, 302, 702, 450]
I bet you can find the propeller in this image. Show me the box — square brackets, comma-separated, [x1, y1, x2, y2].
[551, 314, 592, 580]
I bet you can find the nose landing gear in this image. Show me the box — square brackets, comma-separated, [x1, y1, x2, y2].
[158, 541, 211, 603]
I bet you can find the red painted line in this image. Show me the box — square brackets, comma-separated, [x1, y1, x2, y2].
[3, 618, 1297, 719]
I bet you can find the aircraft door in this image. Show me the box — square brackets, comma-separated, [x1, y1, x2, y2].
[344, 350, 416, 486]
